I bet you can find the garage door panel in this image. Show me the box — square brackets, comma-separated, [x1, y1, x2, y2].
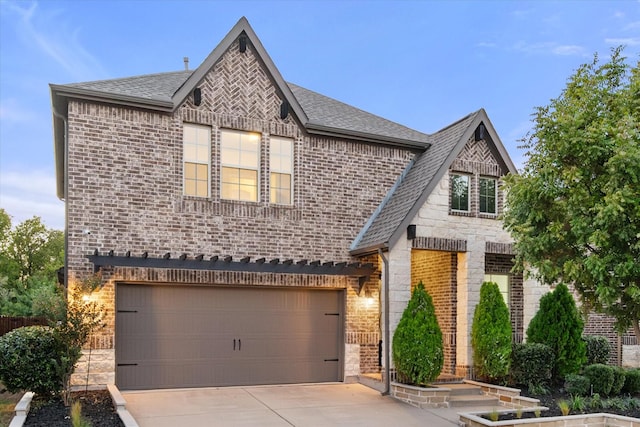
[116, 284, 343, 390]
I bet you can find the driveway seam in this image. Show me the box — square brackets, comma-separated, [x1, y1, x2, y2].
[243, 388, 296, 426]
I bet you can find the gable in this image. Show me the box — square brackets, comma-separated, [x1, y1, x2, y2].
[179, 36, 294, 126]
[449, 129, 507, 177]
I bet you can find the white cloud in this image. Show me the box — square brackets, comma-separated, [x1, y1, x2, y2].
[0, 98, 39, 124]
[476, 42, 497, 48]
[512, 41, 587, 57]
[605, 37, 640, 46]
[1, 0, 107, 81]
[0, 170, 64, 230]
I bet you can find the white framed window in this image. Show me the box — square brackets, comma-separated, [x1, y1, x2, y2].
[479, 177, 497, 214]
[183, 123, 211, 197]
[484, 274, 510, 308]
[451, 174, 470, 212]
[270, 137, 293, 205]
[220, 129, 260, 202]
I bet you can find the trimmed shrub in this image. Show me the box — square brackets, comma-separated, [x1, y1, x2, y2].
[472, 281, 512, 381]
[584, 364, 615, 395]
[622, 368, 640, 394]
[526, 283, 586, 380]
[392, 282, 443, 385]
[584, 335, 611, 365]
[611, 366, 626, 396]
[0, 326, 64, 396]
[511, 342, 554, 388]
[564, 374, 590, 396]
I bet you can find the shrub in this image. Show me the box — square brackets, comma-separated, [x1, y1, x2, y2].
[564, 374, 590, 396]
[471, 282, 512, 381]
[0, 326, 64, 396]
[511, 342, 554, 388]
[622, 368, 640, 394]
[584, 364, 615, 395]
[526, 283, 586, 380]
[611, 366, 626, 396]
[392, 282, 443, 385]
[583, 335, 611, 365]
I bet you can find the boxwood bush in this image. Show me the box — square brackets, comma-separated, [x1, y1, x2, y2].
[611, 366, 627, 396]
[471, 281, 512, 381]
[564, 373, 590, 396]
[0, 326, 64, 396]
[392, 282, 443, 385]
[511, 342, 554, 389]
[622, 368, 640, 394]
[584, 364, 615, 395]
[583, 335, 611, 365]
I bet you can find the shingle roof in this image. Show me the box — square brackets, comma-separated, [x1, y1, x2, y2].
[350, 111, 481, 254]
[64, 70, 192, 102]
[58, 73, 431, 146]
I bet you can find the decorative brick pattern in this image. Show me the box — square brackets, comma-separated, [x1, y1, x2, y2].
[413, 236, 467, 252]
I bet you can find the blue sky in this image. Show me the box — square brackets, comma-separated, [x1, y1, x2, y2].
[1, 0, 638, 231]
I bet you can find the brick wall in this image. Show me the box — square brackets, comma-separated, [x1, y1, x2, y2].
[583, 311, 637, 366]
[411, 250, 457, 374]
[65, 38, 409, 383]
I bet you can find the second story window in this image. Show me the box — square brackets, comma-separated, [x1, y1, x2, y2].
[183, 123, 211, 197]
[479, 177, 497, 214]
[221, 129, 260, 202]
[270, 137, 293, 205]
[451, 174, 469, 212]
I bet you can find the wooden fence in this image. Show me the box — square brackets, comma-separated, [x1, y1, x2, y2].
[0, 316, 48, 336]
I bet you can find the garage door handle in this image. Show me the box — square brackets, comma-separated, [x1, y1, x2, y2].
[233, 339, 236, 351]
[238, 339, 241, 351]
[117, 363, 138, 366]
[324, 359, 339, 362]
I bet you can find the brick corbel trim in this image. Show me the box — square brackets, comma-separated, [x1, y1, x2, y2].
[412, 237, 467, 252]
[485, 241, 515, 255]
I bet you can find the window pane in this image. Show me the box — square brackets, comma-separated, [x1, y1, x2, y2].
[270, 172, 291, 204]
[183, 124, 210, 198]
[197, 164, 208, 179]
[196, 181, 208, 198]
[184, 144, 196, 161]
[480, 178, 496, 214]
[185, 180, 196, 196]
[451, 174, 469, 211]
[185, 162, 196, 179]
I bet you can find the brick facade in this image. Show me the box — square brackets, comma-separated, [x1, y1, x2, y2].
[64, 38, 409, 386]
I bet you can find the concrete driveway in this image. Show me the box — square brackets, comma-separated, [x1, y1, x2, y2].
[122, 383, 471, 426]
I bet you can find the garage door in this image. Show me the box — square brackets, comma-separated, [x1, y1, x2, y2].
[115, 284, 344, 390]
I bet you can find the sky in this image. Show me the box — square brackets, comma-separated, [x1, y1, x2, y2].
[0, 0, 638, 231]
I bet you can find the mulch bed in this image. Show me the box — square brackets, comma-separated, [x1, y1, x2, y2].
[24, 390, 124, 427]
[487, 387, 640, 421]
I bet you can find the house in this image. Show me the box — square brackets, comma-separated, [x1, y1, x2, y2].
[50, 17, 547, 391]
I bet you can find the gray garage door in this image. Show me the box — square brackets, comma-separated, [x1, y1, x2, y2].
[115, 284, 344, 390]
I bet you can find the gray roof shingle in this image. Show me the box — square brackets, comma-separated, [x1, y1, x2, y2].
[351, 111, 480, 253]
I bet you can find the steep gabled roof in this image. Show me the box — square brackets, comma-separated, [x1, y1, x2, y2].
[51, 17, 431, 199]
[350, 109, 517, 255]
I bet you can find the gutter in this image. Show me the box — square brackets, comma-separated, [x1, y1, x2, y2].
[52, 104, 68, 295]
[378, 248, 391, 395]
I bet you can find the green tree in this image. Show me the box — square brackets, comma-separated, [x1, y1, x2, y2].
[503, 48, 640, 340]
[526, 283, 587, 380]
[392, 282, 443, 385]
[471, 281, 512, 381]
[0, 210, 65, 318]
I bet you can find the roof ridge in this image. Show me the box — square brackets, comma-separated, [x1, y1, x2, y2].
[66, 70, 192, 86]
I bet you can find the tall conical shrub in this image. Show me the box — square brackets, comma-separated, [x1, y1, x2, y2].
[392, 282, 443, 385]
[471, 281, 512, 381]
[526, 283, 586, 380]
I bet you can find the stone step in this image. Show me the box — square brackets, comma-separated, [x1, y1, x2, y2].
[448, 394, 499, 407]
[444, 383, 484, 396]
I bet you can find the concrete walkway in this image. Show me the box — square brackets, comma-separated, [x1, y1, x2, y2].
[122, 383, 497, 427]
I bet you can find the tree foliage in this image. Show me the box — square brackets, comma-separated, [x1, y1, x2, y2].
[392, 282, 443, 385]
[0, 209, 65, 319]
[471, 281, 512, 381]
[503, 48, 640, 340]
[526, 283, 586, 380]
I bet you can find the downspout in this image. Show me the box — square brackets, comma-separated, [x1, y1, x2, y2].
[52, 105, 68, 296]
[378, 248, 390, 395]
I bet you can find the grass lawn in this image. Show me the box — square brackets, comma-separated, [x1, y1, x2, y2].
[0, 383, 23, 427]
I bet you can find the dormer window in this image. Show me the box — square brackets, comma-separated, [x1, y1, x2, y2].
[451, 174, 470, 212]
